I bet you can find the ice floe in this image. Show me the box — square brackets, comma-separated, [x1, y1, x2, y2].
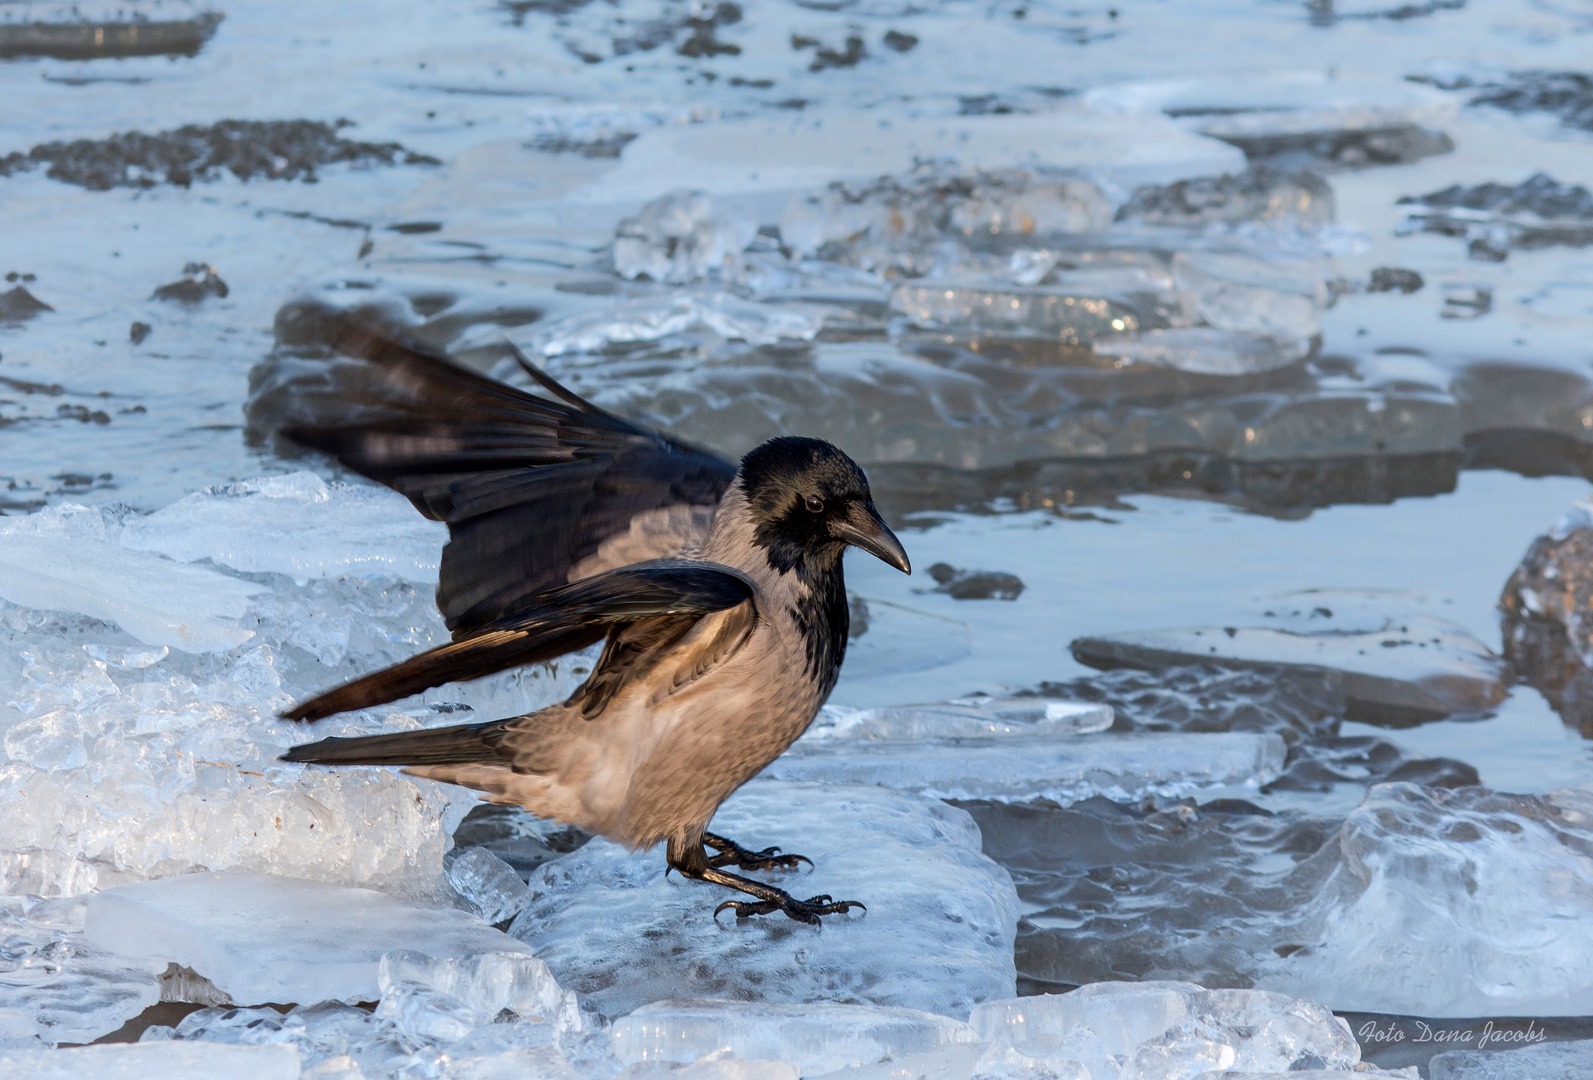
[0, 1041, 299, 1080]
[83, 872, 532, 1006]
[1429, 1037, 1593, 1079]
[766, 731, 1286, 804]
[509, 781, 1019, 1023]
[1070, 618, 1505, 723]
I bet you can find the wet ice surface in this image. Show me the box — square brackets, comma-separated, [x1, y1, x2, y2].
[8, 0, 1593, 1072]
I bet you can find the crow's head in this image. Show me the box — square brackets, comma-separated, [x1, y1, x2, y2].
[737, 436, 910, 577]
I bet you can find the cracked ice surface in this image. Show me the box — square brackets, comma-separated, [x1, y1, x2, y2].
[510, 781, 1020, 1024]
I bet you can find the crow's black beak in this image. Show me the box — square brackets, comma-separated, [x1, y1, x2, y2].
[831, 500, 911, 574]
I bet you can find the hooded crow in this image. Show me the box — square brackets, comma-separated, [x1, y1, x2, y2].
[277, 320, 911, 923]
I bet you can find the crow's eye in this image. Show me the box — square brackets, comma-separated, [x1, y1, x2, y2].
[804, 495, 824, 513]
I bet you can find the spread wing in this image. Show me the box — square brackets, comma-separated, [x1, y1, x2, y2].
[283, 561, 756, 723]
[271, 318, 737, 637]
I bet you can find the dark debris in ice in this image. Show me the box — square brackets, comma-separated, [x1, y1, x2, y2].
[1366, 267, 1424, 294]
[1306, 0, 1465, 25]
[0, 285, 53, 324]
[151, 263, 229, 304]
[1464, 71, 1593, 133]
[1212, 124, 1453, 172]
[0, 120, 441, 192]
[925, 562, 1026, 600]
[0, 8, 222, 60]
[1398, 173, 1593, 260]
[1115, 168, 1334, 228]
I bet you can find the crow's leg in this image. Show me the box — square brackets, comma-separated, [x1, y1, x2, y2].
[668, 836, 864, 925]
[702, 830, 812, 872]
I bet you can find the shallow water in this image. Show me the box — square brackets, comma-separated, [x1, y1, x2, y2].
[5, 0, 1593, 1069]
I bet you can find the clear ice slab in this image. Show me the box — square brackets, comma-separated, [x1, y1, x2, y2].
[763, 732, 1286, 805]
[509, 782, 1018, 1023]
[84, 872, 531, 1006]
[1071, 618, 1505, 724]
[969, 980, 1360, 1080]
[611, 999, 979, 1077]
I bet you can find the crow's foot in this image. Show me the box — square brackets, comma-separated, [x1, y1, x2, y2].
[702, 830, 812, 872]
[713, 891, 865, 926]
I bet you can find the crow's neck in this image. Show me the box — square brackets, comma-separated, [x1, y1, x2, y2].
[788, 551, 848, 696]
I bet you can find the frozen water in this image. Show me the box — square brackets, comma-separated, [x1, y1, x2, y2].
[84, 872, 531, 1006]
[119, 473, 446, 585]
[804, 699, 1113, 742]
[1255, 782, 1593, 1016]
[569, 108, 1244, 206]
[446, 848, 534, 926]
[1429, 1038, 1593, 1080]
[764, 732, 1286, 805]
[891, 284, 1142, 347]
[611, 999, 978, 1076]
[0, 895, 164, 1048]
[509, 782, 1018, 1023]
[0, 504, 267, 653]
[614, 192, 758, 284]
[968, 981, 1359, 1080]
[1169, 252, 1326, 342]
[1071, 617, 1505, 723]
[528, 293, 822, 357]
[1091, 330, 1310, 377]
[375, 950, 579, 1040]
[0, 1041, 300, 1080]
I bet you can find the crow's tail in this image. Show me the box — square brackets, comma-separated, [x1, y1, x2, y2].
[280, 718, 513, 767]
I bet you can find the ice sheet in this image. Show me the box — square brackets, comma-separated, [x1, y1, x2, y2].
[970, 981, 1359, 1080]
[765, 731, 1286, 804]
[0, 1041, 300, 1080]
[509, 781, 1018, 1023]
[1255, 782, 1593, 1016]
[1429, 1038, 1593, 1080]
[1071, 618, 1505, 722]
[612, 1000, 978, 1077]
[0, 505, 266, 653]
[119, 473, 446, 584]
[83, 872, 531, 1006]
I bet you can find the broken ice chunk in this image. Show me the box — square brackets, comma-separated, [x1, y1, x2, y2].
[612, 999, 979, 1076]
[1115, 169, 1335, 229]
[891, 282, 1141, 345]
[969, 981, 1358, 1080]
[1256, 782, 1593, 1016]
[1170, 252, 1326, 340]
[765, 731, 1284, 803]
[446, 847, 533, 925]
[1092, 328, 1310, 376]
[1071, 618, 1506, 725]
[613, 191, 757, 283]
[0, 1041, 299, 1079]
[528, 293, 822, 357]
[0, 505, 266, 653]
[804, 698, 1113, 741]
[84, 872, 532, 1006]
[375, 950, 578, 1044]
[119, 473, 446, 584]
[510, 782, 1018, 1022]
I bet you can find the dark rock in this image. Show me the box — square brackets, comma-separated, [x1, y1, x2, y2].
[129, 321, 152, 345]
[452, 803, 590, 882]
[0, 120, 440, 192]
[152, 263, 228, 303]
[1441, 284, 1491, 319]
[1501, 514, 1593, 736]
[927, 562, 1025, 600]
[792, 32, 867, 72]
[0, 9, 222, 60]
[1367, 267, 1424, 294]
[1306, 0, 1464, 24]
[676, 1, 741, 58]
[882, 29, 918, 51]
[0, 285, 52, 323]
[526, 131, 637, 158]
